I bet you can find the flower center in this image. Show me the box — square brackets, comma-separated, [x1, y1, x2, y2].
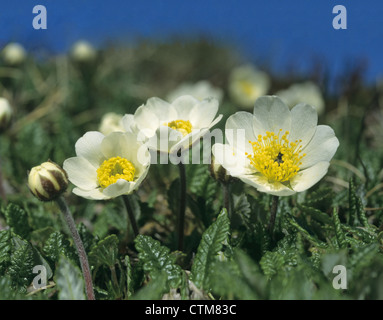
[165, 119, 192, 136]
[239, 80, 257, 97]
[97, 156, 135, 188]
[246, 129, 306, 183]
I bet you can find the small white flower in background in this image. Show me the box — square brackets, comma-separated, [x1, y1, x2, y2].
[0, 97, 13, 131]
[1, 43, 26, 66]
[63, 131, 150, 200]
[275, 81, 325, 115]
[133, 95, 222, 155]
[70, 40, 97, 63]
[228, 64, 270, 110]
[99, 113, 138, 136]
[166, 80, 224, 103]
[212, 95, 339, 196]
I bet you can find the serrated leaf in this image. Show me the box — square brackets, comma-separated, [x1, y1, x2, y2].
[55, 255, 85, 300]
[89, 234, 119, 268]
[0, 230, 12, 273]
[332, 207, 347, 249]
[191, 209, 230, 290]
[4, 203, 31, 240]
[43, 231, 76, 265]
[134, 235, 182, 289]
[260, 251, 285, 278]
[8, 241, 34, 290]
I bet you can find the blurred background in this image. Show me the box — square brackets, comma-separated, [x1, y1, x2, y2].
[1, 0, 382, 86]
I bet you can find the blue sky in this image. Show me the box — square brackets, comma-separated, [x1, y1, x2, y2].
[1, 0, 382, 84]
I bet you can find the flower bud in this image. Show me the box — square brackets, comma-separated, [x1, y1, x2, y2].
[209, 155, 233, 184]
[0, 97, 13, 132]
[28, 161, 69, 201]
[1, 42, 26, 66]
[70, 40, 96, 63]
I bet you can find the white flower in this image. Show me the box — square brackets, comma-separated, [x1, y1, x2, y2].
[70, 40, 96, 62]
[1, 43, 26, 66]
[212, 96, 339, 196]
[166, 80, 223, 103]
[0, 97, 13, 131]
[275, 81, 325, 115]
[63, 131, 150, 200]
[228, 64, 270, 109]
[99, 113, 138, 136]
[99, 112, 124, 135]
[133, 95, 222, 154]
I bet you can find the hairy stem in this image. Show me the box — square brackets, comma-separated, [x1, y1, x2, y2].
[55, 196, 95, 300]
[122, 194, 139, 238]
[222, 182, 232, 219]
[268, 195, 279, 236]
[177, 161, 187, 252]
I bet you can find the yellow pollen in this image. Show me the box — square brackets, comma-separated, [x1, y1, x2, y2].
[246, 130, 306, 183]
[97, 156, 135, 188]
[165, 119, 192, 136]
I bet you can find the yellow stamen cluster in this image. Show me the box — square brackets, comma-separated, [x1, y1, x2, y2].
[97, 156, 135, 188]
[165, 119, 192, 136]
[246, 129, 306, 183]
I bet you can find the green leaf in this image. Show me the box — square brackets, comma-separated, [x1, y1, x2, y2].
[260, 251, 285, 278]
[88, 234, 119, 268]
[134, 235, 182, 289]
[332, 207, 347, 249]
[191, 209, 230, 290]
[55, 255, 85, 300]
[8, 240, 34, 290]
[130, 271, 169, 300]
[43, 231, 76, 265]
[0, 230, 12, 273]
[4, 203, 31, 240]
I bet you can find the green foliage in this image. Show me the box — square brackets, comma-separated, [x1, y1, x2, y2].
[190, 209, 230, 291]
[1, 40, 383, 300]
[134, 234, 182, 290]
[55, 255, 86, 300]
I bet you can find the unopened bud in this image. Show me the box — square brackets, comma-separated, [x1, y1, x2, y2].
[1, 42, 26, 66]
[209, 156, 233, 184]
[28, 161, 69, 201]
[0, 97, 13, 132]
[70, 40, 96, 63]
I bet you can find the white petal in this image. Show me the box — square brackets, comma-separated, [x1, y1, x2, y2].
[239, 174, 296, 196]
[225, 111, 255, 154]
[121, 114, 136, 133]
[72, 187, 109, 200]
[288, 103, 318, 148]
[133, 104, 160, 137]
[301, 125, 339, 169]
[189, 98, 219, 128]
[171, 95, 200, 120]
[63, 157, 98, 190]
[212, 143, 251, 177]
[291, 161, 330, 192]
[103, 179, 134, 198]
[74, 131, 105, 168]
[252, 95, 291, 136]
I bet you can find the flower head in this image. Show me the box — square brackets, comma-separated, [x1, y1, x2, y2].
[70, 40, 97, 63]
[212, 96, 339, 196]
[228, 64, 270, 110]
[133, 95, 222, 154]
[1, 43, 26, 66]
[0, 97, 13, 132]
[28, 161, 69, 201]
[275, 81, 325, 115]
[63, 131, 150, 200]
[166, 80, 223, 103]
